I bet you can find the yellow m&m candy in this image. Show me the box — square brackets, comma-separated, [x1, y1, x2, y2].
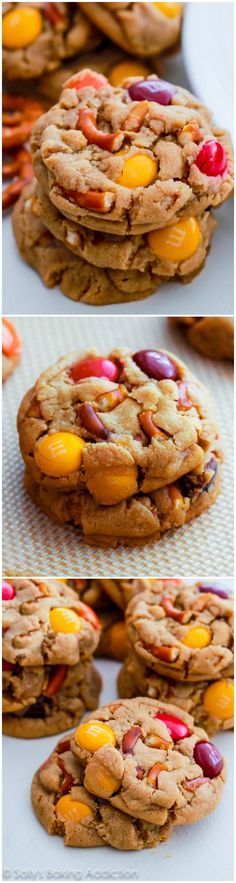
[183, 625, 211, 649]
[35, 432, 86, 477]
[119, 154, 157, 188]
[153, 2, 181, 18]
[49, 607, 83, 634]
[109, 60, 149, 87]
[147, 217, 201, 263]
[203, 680, 234, 721]
[56, 795, 92, 822]
[2, 7, 43, 49]
[87, 465, 138, 505]
[75, 720, 116, 751]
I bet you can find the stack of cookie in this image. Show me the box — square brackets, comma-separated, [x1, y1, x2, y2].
[119, 581, 234, 736]
[17, 345, 223, 547]
[2, 577, 102, 737]
[13, 66, 233, 306]
[31, 695, 226, 851]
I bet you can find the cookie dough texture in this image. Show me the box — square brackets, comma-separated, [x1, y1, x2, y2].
[118, 653, 234, 736]
[38, 45, 158, 103]
[2, 2, 101, 80]
[2, 578, 100, 666]
[80, 2, 183, 57]
[71, 697, 226, 825]
[170, 317, 234, 361]
[31, 72, 233, 235]
[126, 584, 233, 681]
[13, 185, 158, 306]
[31, 740, 171, 849]
[3, 659, 101, 738]
[17, 341, 222, 546]
[34, 184, 216, 279]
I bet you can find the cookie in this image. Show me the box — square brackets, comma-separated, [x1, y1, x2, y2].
[97, 579, 154, 610]
[31, 69, 233, 235]
[2, 318, 21, 383]
[126, 583, 233, 681]
[2, 578, 101, 666]
[170, 317, 234, 361]
[118, 653, 234, 736]
[80, 2, 183, 57]
[2, 2, 101, 80]
[31, 738, 171, 849]
[34, 184, 217, 280]
[13, 185, 158, 306]
[71, 697, 226, 825]
[3, 659, 101, 738]
[17, 337, 222, 546]
[38, 46, 157, 103]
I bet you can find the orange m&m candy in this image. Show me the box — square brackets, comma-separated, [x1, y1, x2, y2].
[183, 626, 211, 649]
[153, 2, 181, 18]
[87, 465, 138, 505]
[109, 60, 149, 87]
[56, 795, 93, 822]
[35, 432, 86, 477]
[2, 7, 43, 49]
[119, 154, 157, 188]
[49, 607, 83, 634]
[147, 218, 201, 263]
[203, 680, 234, 721]
[75, 720, 116, 751]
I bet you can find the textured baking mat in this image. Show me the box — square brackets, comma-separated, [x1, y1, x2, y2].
[3, 316, 234, 577]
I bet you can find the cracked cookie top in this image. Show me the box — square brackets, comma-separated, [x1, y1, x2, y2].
[80, 2, 183, 57]
[31, 69, 233, 235]
[2, 578, 101, 667]
[71, 697, 226, 825]
[17, 346, 220, 509]
[2, 3, 101, 80]
[126, 583, 234, 681]
[31, 737, 170, 849]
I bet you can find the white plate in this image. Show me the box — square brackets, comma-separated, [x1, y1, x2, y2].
[3, 656, 234, 882]
[182, 2, 234, 138]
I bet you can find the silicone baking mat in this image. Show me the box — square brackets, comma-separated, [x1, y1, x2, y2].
[3, 315, 233, 577]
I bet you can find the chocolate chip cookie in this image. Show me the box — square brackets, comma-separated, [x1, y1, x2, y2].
[31, 70, 233, 235]
[2, 578, 101, 666]
[71, 697, 226, 825]
[31, 737, 171, 849]
[13, 184, 158, 305]
[3, 658, 101, 738]
[2, 318, 21, 383]
[80, 2, 183, 57]
[126, 583, 233, 681]
[170, 317, 234, 361]
[118, 653, 234, 736]
[34, 184, 217, 280]
[2, 3, 101, 80]
[17, 340, 222, 546]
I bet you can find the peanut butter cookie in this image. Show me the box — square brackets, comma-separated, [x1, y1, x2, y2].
[170, 317, 234, 361]
[80, 2, 183, 57]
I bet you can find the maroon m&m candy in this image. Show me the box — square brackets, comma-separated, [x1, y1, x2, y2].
[128, 77, 176, 106]
[198, 584, 229, 599]
[154, 712, 190, 741]
[69, 357, 119, 383]
[2, 581, 15, 601]
[133, 349, 178, 380]
[195, 140, 227, 177]
[194, 740, 223, 778]
[2, 659, 14, 671]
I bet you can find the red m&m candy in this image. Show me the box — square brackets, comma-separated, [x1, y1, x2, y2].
[195, 140, 227, 177]
[133, 349, 178, 380]
[128, 77, 176, 106]
[2, 581, 15, 601]
[194, 740, 223, 778]
[69, 357, 119, 383]
[2, 659, 14, 671]
[154, 712, 190, 741]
